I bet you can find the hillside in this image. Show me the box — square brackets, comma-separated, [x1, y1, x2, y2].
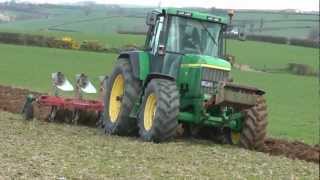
[0, 3, 318, 39]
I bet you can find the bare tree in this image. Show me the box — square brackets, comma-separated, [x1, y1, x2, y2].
[84, 6, 92, 16]
[308, 26, 319, 41]
[259, 18, 264, 32]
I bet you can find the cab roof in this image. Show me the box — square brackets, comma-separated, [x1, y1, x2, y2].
[161, 8, 228, 25]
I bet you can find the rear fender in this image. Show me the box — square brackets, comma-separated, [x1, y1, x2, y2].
[118, 51, 150, 80]
[143, 73, 175, 88]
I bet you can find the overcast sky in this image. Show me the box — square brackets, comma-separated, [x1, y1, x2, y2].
[1, 0, 319, 11]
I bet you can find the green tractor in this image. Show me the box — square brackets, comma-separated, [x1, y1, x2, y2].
[103, 8, 267, 150]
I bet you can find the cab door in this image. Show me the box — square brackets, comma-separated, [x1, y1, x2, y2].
[145, 15, 165, 73]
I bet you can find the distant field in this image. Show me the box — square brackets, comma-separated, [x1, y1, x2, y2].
[232, 12, 319, 38]
[0, 44, 117, 92]
[227, 40, 319, 70]
[0, 5, 318, 39]
[0, 42, 318, 144]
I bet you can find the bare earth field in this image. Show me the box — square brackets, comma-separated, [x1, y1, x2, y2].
[0, 84, 319, 179]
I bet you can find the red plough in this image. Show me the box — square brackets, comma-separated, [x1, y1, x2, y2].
[22, 72, 107, 126]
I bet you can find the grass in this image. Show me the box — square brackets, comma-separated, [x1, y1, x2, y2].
[227, 39, 319, 71]
[0, 111, 318, 179]
[0, 44, 117, 92]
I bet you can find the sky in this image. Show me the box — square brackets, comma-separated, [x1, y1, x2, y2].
[1, 0, 319, 11]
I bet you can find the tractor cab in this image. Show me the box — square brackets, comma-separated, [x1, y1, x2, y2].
[145, 8, 230, 78]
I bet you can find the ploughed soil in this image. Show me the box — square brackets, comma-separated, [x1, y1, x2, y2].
[0, 85, 319, 164]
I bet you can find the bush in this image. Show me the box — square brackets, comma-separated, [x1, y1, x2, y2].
[0, 32, 23, 45]
[287, 63, 316, 76]
[80, 40, 104, 52]
[289, 38, 319, 48]
[24, 34, 49, 47]
[60, 37, 80, 49]
[0, 32, 81, 49]
[246, 35, 288, 44]
[120, 44, 141, 51]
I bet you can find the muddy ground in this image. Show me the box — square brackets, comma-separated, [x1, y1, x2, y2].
[0, 85, 319, 164]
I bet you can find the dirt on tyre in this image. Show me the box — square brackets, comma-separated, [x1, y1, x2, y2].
[138, 79, 180, 142]
[104, 58, 141, 136]
[239, 96, 268, 151]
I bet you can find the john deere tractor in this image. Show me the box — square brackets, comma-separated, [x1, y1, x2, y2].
[103, 8, 267, 150]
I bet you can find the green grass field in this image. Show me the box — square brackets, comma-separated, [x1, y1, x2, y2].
[228, 40, 319, 70]
[0, 44, 117, 92]
[0, 112, 318, 179]
[0, 41, 318, 144]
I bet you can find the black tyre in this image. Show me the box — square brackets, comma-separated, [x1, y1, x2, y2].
[104, 59, 141, 135]
[72, 109, 80, 125]
[22, 101, 34, 120]
[238, 96, 268, 150]
[48, 106, 57, 122]
[138, 79, 180, 142]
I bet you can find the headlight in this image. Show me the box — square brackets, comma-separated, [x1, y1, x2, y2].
[201, 81, 214, 88]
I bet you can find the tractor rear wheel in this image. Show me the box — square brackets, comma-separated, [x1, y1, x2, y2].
[138, 79, 179, 142]
[238, 96, 268, 151]
[104, 59, 141, 136]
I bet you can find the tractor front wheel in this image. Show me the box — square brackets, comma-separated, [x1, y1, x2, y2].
[238, 96, 268, 151]
[138, 79, 180, 142]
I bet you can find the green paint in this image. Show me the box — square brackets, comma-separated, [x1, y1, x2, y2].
[164, 8, 228, 24]
[138, 52, 150, 80]
[176, 53, 245, 128]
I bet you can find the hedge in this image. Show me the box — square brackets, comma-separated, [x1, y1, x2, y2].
[289, 38, 319, 48]
[245, 35, 289, 44]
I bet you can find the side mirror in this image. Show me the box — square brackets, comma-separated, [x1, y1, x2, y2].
[146, 12, 157, 26]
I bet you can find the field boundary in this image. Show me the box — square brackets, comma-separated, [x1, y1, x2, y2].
[0, 32, 142, 53]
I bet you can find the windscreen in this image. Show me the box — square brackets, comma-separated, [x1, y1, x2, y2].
[166, 16, 222, 57]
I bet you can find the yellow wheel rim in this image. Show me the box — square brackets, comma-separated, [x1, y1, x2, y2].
[143, 93, 157, 131]
[109, 74, 124, 123]
[231, 131, 241, 144]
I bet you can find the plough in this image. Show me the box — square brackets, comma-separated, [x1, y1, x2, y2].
[22, 72, 107, 126]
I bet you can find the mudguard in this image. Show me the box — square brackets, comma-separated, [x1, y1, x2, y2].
[118, 51, 150, 80]
[144, 73, 175, 88]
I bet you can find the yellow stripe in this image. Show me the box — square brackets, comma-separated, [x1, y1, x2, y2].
[181, 64, 231, 71]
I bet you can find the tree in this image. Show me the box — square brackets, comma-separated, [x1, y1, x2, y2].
[259, 18, 264, 32]
[308, 26, 319, 41]
[83, 6, 92, 16]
